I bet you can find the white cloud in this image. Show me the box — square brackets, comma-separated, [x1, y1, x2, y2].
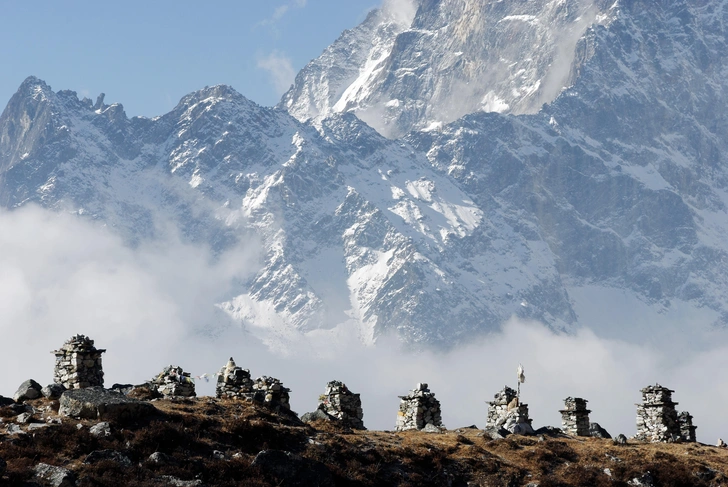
[257, 51, 297, 95]
[2, 204, 728, 445]
[382, 0, 418, 26]
[263, 0, 308, 25]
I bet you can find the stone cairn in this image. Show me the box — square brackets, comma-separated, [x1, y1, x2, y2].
[150, 365, 196, 397]
[560, 397, 591, 437]
[635, 384, 691, 443]
[215, 357, 254, 399]
[678, 411, 697, 443]
[52, 335, 106, 389]
[251, 376, 291, 410]
[395, 383, 443, 432]
[486, 386, 533, 433]
[317, 380, 365, 430]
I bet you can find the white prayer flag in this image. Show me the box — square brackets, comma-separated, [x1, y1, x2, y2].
[517, 363, 525, 384]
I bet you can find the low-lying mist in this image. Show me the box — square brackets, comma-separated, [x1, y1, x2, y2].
[1, 205, 725, 444]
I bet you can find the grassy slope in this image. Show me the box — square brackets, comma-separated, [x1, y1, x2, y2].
[1, 397, 727, 486]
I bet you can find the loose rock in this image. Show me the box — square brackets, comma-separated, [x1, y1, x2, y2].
[42, 383, 67, 400]
[33, 462, 77, 487]
[89, 421, 111, 437]
[83, 450, 132, 467]
[13, 379, 42, 402]
[614, 434, 628, 445]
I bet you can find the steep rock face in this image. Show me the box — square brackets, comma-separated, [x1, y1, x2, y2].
[281, 0, 616, 137]
[408, 0, 728, 330]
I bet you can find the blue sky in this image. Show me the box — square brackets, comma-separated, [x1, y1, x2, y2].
[1, 1, 378, 117]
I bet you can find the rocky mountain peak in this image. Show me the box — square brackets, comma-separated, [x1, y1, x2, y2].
[282, 0, 618, 138]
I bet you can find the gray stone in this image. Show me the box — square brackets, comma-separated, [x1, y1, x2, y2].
[148, 452, 175, 465]
[212, 450, 226, 460]
[614, 434, 628, 445]
[59, 387, 156, 421]
[589, 422, 612, 439]
[33, 463, 76, 487]
[0, 396, 14, 406]
[42, 384, 66, 400]
[423, 423, 443, 433]
[16, 412, 33, 424]
[14, 379, 42, 402]
[89, 421, 111, 437]
[83, 450, 132, 467]
[301, 408, 334, 424]
[252, 450, 335, 487]
[482, 426, 509, 440]
[28, 423, 50, 431]
[157, 477, 203, 487]
[6, 423, 24, 435]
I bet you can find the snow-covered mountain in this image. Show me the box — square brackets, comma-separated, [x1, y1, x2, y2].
[3, 0, 728, 349]
[281, 0, 616, 138]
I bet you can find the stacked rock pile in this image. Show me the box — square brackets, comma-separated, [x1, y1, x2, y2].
[395, 383, 442, 432]
[149, 365, 196, 397]
[251, 376, 291, 410]
[52, 335, 105, 389]
[215, 357, 254, 398]
[486, 386, 533, 434]
[317, 380, 365, 429]
[678, 411, 697, 443]
[560, 397, 591, 437]
[635, 384, 682, 442]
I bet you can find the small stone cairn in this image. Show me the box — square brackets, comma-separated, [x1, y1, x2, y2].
[635, 384, 696, 443]
[678, 411, 697, 443]
[150, 365, 196, 397]
[486, 386, 533, 434]
[52, 335, 106, 389]
[560, 397, 591, 437]
[251, 376, 291, 410]
[395, 383, 443, 432]
[215, 357, 254, 398]
[317, 380, 365, 429]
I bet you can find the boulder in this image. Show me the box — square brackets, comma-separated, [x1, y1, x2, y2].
[148, 452, 176, 465]
[0, 396, 15, 406]
[42, 384, 66, 400]
[16, 412, 33, 424]
[89, 421, 111, 437]
[423, 423, 443, 433]
[614, 434, 628, 445]
[33, 463, 76, 487]
[60, 387, 156, 421]
[252, 450, 334, 487]
[589, 422, 612, 439]
[482, 426, 510, 440]
[157, 476, 203, 487]
[13, 379, 42, 402]
[301, 408, 334, 424]
[83, 450, 132, 467]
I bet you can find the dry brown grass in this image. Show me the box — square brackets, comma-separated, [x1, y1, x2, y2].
[2, 397, 728, 486]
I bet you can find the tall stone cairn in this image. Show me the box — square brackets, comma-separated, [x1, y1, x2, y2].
[395, 383, 443, 432]
[52, 335, 106, 389]
[560, 397, 591, 437]
[215, 357, 254, 399]
[678, 411, 697, 443]
[635, 384, 681, 442]
[317, 380, 365, 430]
[487, 386, 532, 431]
[150, 365, 196, 397]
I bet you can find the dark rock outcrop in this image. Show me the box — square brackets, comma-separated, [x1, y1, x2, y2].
[59, 387, 156, 421]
